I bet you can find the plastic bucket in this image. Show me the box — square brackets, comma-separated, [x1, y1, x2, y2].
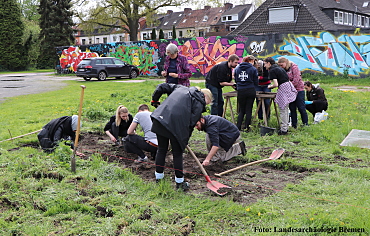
[260, 125, 276, 136]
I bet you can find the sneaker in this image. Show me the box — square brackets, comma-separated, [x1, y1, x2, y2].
[277, 130, 288, 135]
[176, 182, 190, 191]
[134, 156, 149, 163]
[239, 141, 246, 156]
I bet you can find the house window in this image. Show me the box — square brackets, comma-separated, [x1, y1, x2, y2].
[222, 15, 233, 22]
[199, 30, 204, 37]
[344, 12, 348, 25]
[103, 37, 107, 43]
[143, 33, 147, 39]
[334, 10, 339, 24]
[339, 12, 343, 24]
[119, 36, 123, 41]
[362, 16, 365, 27]
[349, 13, 353, 25]
[203, 15, 208, 21]
[363, 1, 369, 7]
[230, 26, 236, 31]
[164, 21, 168, 25]
[353, 14, 357, 26]
[96, 38, 99, 43]
[215, 27, 219, 32]
[366, 17, 369, 27]
[358, 15, 362, 26]
[113, 36, 117, 41]
[179, 31, 183, 37]
[269, 7, 294, 23]
[183, 19, 187, 23]
[82, 39, 86, 45]
[168, 31, 172, 39]
[89, 38, 92, 44]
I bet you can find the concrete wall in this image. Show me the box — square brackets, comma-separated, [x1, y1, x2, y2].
[56, 29, 370, 78]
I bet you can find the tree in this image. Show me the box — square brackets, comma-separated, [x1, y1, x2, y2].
[0, 0, 27, 71]
[159, 29, 164, 39]
[172, 25, 176, 39]
[38, 0, 75, 69]
[151, 28, 157, 40]
[77, 0, 185, 42]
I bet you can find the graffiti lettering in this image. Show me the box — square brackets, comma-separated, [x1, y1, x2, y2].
[250, 41, 266, 54]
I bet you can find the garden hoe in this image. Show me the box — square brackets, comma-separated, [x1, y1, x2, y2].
[71, 85, 86, 173]
[186, 145, 231, 196]
[214, 148, 285, 177]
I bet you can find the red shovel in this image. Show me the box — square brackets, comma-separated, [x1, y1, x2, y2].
[186, 145, 231, 196]
[214, 148, 285, 177]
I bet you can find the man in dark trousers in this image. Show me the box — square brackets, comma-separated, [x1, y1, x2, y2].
[37, 115, 84, 156]
[205, 54, 239, 116]
[195, 115, 246, 166]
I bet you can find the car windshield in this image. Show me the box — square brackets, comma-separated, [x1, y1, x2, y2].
[79, 60, 91, 66]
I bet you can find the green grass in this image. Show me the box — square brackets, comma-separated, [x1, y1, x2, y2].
[1, 75, 370, 235]
[0, 69, 54, 74]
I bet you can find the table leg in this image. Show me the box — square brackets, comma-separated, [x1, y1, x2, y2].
[254, 100, 262, 121]
[228, 98, 235, 124]
[222, 97, 228, 118]
[261, 98, 268, 126]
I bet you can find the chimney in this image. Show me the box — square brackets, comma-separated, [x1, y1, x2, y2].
[167, 10, 173, 15]
[184, 8, 192, 15]
[204, 6, 211, 11]
[224, 3, 233, 10]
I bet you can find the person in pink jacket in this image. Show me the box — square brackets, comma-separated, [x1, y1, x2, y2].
[278, 57, 308, 128]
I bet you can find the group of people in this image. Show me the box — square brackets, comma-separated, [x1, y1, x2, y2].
[38, 43, 328, 191]
[205, 53, 328, 135]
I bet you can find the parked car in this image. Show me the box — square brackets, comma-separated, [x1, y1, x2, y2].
[76, 57, 139, 81]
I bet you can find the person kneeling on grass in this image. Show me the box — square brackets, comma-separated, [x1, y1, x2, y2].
[195, 115, 246, 166]
[125, 104, 158, 163]
[104, 105, 133, 147]
[38, 115, 84, 157]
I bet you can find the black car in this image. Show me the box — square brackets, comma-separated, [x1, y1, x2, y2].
[76, 57, 139, 81]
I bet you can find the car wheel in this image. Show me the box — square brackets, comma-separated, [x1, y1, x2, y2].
[129, 70, 138, 79]
[83, 77, 91, 81]
[98, 71, 107, 81]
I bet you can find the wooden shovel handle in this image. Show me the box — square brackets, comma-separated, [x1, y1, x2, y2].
[215, 158, 269, 177]
[186, 145, 210, 179]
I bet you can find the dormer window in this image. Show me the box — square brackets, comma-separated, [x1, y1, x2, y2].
[173, 20, 177, 24]
[363, 1, 369, 7]
[164, 21, 168, 25]
[269, 6, 294, 23]
[222, 15, 232, 22]
[203, 15, 208, 21]
[183, 19, 187, 23]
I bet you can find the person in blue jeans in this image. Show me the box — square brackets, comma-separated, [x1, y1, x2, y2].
[205, 54, 240, 116]
[255, 59, 271, 120]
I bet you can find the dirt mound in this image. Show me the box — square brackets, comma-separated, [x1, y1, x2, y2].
[77, 132, 310, 204]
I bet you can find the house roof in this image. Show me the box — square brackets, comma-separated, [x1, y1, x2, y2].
[230, 0, 366, 35]
[176, 8, 208, 29]
[157, 11, 185, 30]
[212, 4, 252, 26]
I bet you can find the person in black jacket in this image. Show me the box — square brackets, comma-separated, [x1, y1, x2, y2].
[104, 105, 133, 146]
[234, 55, 259, 131]
[205, 54, 240, 116]
[37, 115, 84, 156]
[150, 83, 212, 190]
[195, 115, 246, 166]
[255, 59, 271, 119]
[304, 81, 328, 116]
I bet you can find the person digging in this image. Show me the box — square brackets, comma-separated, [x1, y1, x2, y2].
[195, 115, 246, 166]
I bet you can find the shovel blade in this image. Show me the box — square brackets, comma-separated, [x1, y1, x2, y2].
[269, 148, 285, 160]
[207, 181, 232, 196]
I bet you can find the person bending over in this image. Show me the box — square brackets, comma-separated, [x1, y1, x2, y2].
[304, 81, 328, 117]
[125, 104, 158, 163]
[150, 83, 212, 191]
[104, 105, 133, 146]
[195, 115, 246, 166]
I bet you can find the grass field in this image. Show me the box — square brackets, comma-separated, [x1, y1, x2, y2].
[0, 74, 369, 235]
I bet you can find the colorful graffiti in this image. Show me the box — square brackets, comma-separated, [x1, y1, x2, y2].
[279, 32, 370, 76]
[59, 47, 99, 72]
[57, 31, 370, 77]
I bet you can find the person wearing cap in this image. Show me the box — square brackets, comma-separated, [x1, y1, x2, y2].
[234, 55, 259, 131]
[37, 115, 84, 156]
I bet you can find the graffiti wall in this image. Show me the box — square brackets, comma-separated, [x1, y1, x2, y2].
[56, 30, 370, 77]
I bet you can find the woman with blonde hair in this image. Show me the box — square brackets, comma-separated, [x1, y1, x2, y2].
[278, 57, 308, 128]
[104, 105, 133, 146]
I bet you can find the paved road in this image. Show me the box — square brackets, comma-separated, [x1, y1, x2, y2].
[0, 73, 75, 103]
[0, 72, 204, 103]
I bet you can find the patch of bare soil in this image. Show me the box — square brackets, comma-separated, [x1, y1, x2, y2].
[333, 86, 370, 92]
[78, 132, 311, 205]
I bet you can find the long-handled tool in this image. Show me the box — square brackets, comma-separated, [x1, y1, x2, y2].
[71, 85, 86, 172]
[214, 148, 285, 177]
[186, 145, 231, 196]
